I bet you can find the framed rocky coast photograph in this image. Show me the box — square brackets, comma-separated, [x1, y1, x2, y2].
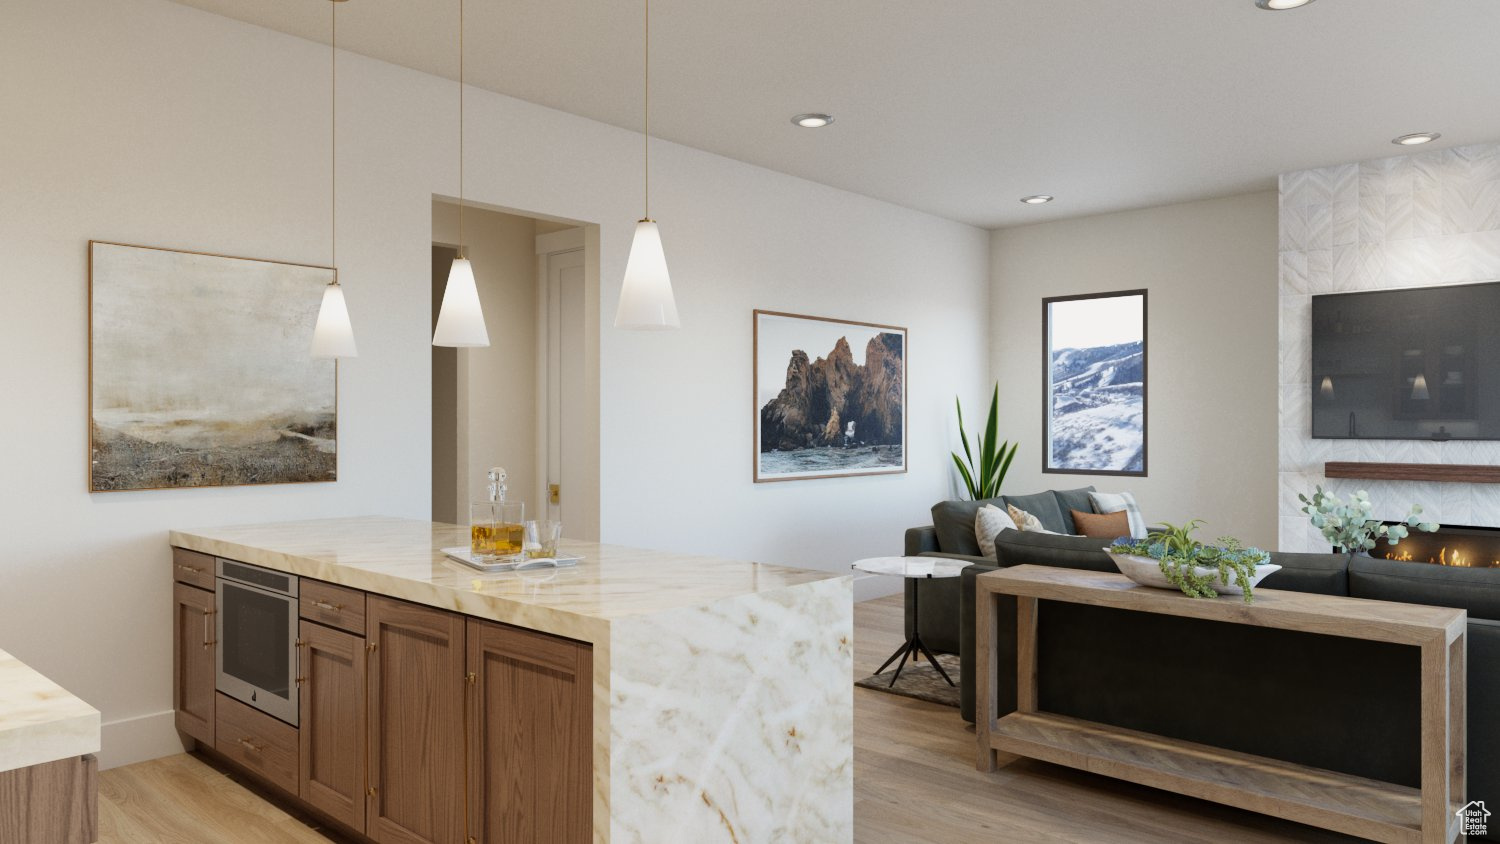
[754, 310, 906, 482]
[88, 241, 338, 492]
[1042, 289, 1147, 476]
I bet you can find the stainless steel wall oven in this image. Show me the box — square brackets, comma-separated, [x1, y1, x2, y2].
[215, 559, 299, 725]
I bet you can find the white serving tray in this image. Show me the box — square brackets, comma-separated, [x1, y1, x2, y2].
[441, 547, 582, 573]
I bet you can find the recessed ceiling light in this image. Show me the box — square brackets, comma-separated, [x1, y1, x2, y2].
[1392, 132, 1441, 146]
[1020, 195, 1054, 205]
[791, 113, 834, 129]
[1255, 0, 1315, 9]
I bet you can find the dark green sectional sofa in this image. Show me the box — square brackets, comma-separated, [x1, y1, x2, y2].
[902, 487, 1100, 654]
[903, 501, 1499, 841]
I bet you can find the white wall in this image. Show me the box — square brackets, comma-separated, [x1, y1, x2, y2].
[1278, 143, 1500, 550]
[989, 192, 1280, 547]
[0, 0, 988, 768]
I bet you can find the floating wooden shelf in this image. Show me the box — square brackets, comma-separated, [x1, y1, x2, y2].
[1324, 462, 1500, 484]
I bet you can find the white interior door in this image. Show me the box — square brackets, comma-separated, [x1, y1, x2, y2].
[542, 247, 586, 526]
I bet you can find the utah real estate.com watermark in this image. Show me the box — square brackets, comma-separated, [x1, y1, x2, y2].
[1459, 800, 1490, 837]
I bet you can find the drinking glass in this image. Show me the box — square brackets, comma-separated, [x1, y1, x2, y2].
[524, 519, 563, 558]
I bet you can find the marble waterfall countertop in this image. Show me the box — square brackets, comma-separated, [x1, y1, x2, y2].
[170, 515, 856, 841]
[0, 649, 101, 773]
[168, 515, 842, 643]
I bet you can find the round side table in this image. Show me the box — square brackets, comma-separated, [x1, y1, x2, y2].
[852, 556, 970, 687]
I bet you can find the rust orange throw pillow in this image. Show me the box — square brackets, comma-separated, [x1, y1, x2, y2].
[1071, 509, 1129, 539]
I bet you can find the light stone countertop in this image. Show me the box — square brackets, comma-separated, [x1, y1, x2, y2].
[171, 515, 855, 842]
[0, 649, 101, 773]
[169, 515, 843, 644]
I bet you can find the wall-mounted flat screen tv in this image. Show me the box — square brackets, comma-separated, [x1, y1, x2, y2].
[1311, 281, 1500, 440]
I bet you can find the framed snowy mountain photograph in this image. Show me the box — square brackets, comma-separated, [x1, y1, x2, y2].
[1042, 290, 1147, 477]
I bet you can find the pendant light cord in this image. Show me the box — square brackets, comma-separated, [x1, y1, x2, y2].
[331, 0, 338, 271]
[643, 0, 649, 221]
[458, 0, 465, 258]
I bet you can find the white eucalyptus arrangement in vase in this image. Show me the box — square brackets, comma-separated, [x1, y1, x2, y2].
[1298, 486, 1438, 554]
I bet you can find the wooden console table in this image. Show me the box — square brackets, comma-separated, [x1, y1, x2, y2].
[975, 565, 1467, 844]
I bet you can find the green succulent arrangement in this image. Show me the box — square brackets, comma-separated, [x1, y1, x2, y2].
[951, 383, 1019, 500]
[1109, 520, 1271, 603]
[1297, 486, 1438, 553]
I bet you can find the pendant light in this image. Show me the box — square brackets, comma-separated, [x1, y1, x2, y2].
[614, 0, 680, 330]
[311, 0, 358, 359]
[432, 0, 491, 347]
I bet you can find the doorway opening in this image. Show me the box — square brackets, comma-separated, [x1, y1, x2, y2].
[431, 199, 600, 540]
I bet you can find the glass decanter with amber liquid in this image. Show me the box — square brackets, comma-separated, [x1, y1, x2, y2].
[470, 468, 524, 561]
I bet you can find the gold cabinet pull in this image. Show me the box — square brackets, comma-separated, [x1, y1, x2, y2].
[310, 599, 344, 612]
[202, 608, 215, 649]
[176, 563, 203, 574]
[237, 737, 262, 753]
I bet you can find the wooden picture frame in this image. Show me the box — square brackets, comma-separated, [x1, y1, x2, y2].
[753, 310, 907, 483]
[1042, 289, 1147, 477]
[89, 240, 338, 492]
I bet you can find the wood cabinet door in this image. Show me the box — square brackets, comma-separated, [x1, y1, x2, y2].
[299, 620, 366, 834]
[366, 596, 466, 844]
[172, 582, 215, 746]
[466, 619, 592, 844]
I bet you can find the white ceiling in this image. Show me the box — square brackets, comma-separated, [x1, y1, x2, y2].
[167, 0, 1500, 229]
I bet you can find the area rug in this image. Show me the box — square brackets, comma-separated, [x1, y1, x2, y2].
[855, 653, 961, 708]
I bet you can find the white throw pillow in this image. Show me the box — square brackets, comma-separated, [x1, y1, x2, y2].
[974, 504, 1012, 560]
[1089, 491, 1147, 539]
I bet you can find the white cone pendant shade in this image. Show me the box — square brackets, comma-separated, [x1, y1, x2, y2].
[614, 220, 679, 330]
[433, 257, 490, 347]
[311, 282, 357, 358]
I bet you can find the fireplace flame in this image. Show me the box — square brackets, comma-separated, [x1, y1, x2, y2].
[1382, 546, 1499, 567]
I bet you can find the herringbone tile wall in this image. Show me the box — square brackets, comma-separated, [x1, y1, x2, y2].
[1278, 143, 1500, 550]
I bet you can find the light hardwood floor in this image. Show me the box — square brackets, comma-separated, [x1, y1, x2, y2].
[98, 594, 1362, 843]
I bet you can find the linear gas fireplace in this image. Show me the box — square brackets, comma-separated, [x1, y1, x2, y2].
[1379, 523, 1500, 568]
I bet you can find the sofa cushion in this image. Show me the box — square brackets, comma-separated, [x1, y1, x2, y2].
[1089, 490, 1147, 538]
[993, 528, 1115, 572]
[1349, 555, 1500, 621]
[931, 497, 1004, 556]
[1052, 486, 1097, 534]
[1001, 491, 1069, 534]
[974, 505, 1013, 559]
[1006, 504, 1049, 533]
[1071, 509, 1130, 539]
[1261, 551, 1350, 596]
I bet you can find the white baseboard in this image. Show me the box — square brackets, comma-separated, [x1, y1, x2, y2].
[853, 573, 903, 602]
[98, 710, 187, 771]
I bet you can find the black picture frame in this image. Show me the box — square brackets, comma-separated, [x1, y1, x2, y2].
[1041, 289, 1148, 477]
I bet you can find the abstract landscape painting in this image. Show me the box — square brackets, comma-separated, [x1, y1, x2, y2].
[89, 241, 337, 491]
[1043, 290, 1147, 476]
[754, 310, 906, 482]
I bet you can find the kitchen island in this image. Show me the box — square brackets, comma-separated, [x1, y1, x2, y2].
[0, 649, 100, 843]
[169, 516, 853, 843]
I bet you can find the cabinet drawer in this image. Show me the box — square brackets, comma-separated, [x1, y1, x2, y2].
[172, 548, 215, 590]
[214, 693, 298, 794]
[300, 580, 366, 635]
